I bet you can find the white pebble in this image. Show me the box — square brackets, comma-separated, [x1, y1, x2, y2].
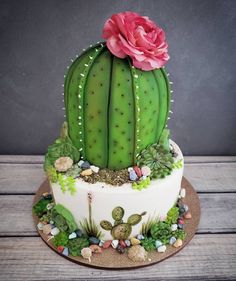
[180, 188, 186, 198]
[111, 240, 119, 249]
[128, 167, 134, 172]
[78, 160, 84, 167]
[69, 232, 77, 239]
[171, 224, 178, 231]
[90, 165, 99, 173]
[51, 227, 60, 236]
[37, 222, 44, 231]
[157, 245, 167, 253]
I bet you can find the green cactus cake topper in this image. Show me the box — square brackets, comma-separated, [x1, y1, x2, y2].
[63, 41, 172, 170]
[100, 206, 146, 240]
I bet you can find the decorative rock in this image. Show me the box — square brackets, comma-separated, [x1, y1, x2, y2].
[141, 166, 151, 177]
[116, 244, 125, 254]
[128, 167, 134, 172]
[54, 156, 73, 172]
[81, 169, 93, 176]
[141, 175, 147, 180]
[81, 247, 92, 262]
[173, 238, 183, 248]
[89, 245, 102, 254]
[179, 206, 185, 215]
[42, 193, 52, 200]
[131, 237, 140, 246]
[178, 224, 184, 229]
[57, 246, 64, 253]
[49, 220, 54, 225]
[111, 239, 119, 249]
[133, 166, 142, 177]
[128, 245, 147, 262]
[155, 240, 163, 248]
[157, 245, 167, 253]
[75, 229, 83, 238]
[169, 236, 177, 245]
[81, 161, 90, 170]
[129, 170, 138, 181]
[171, 224, 178, 231]
[136, 234, 145, 240]
[99, 240, 105, 247]
[119, 240, 127, 248]
[51, 227, 60, 236]
[183, 204, 189, 212]
[46, 203, 54, 210]
[180, 188, 186, 198]
[178, 218, 185, 225]
[89, 236, 100, 245]
[184, 211, 192, 219]
[37, 222, 44, 231]
[125, 239, 131, 247]
[78, 160, 84, 167]
[42, 224, 52, 235]
[90, 165, 99, 173]
[103, 240, 112, 249]
[62, 247, 69, 256]
[68, 232, 77, 239]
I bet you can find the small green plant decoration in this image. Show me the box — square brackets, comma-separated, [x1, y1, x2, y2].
[44, 122, 80, 171]
[80, 192, 103, 239]
[136, 143, 174, 179]
[100, 206, 146, 240]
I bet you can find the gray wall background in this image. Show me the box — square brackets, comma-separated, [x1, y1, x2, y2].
[0, 0, 236, 155]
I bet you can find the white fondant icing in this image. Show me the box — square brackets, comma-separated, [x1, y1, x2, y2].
[51, 141, 183, 240]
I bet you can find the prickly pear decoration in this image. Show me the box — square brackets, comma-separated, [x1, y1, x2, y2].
[63, 12, 172, 170]
[100, 206, 146, 240]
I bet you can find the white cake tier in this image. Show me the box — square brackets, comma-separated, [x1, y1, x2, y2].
[51, 141, 184, 240]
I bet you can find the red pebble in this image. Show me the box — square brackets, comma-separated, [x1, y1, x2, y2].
[119, 240, 127, 248]
[57, 246, 64, 253]
[178, 218, 185, 225]
[133, 166, 142, 177]
[184, 211, 192, 219]
[102, 240, 112, 249]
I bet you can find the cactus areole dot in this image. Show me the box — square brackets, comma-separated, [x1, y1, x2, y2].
[64, 14, 171, 170]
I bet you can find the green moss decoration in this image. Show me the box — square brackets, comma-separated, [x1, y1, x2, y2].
[68, 237, 90, 256]
[52, 231, 69, 248]
[132, 177, 151, 190]
[44, 122, 80, 171]
[141, 237, 156, 251]
[46, 167, 58, 183]
[150, 221, 172, 244]
[173, 159, 183, 169]
[57, 174, 76, 195]
[166, 207, 179, 225]
[173, 229, 186, 240]
[136, 143, 174, 179]
[33, 197, 52, 217]
[52, 204, 78, 233]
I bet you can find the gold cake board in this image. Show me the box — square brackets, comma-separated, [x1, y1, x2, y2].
[32, 177, 200, 269]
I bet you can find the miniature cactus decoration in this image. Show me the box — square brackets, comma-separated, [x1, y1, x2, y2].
[64, 42, 171, 170]
[100, 206, 146, 240]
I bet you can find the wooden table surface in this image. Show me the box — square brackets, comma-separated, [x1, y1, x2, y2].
[0, 155, 236, 281]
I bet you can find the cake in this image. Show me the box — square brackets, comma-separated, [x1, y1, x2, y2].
[33, 12, 190, 263]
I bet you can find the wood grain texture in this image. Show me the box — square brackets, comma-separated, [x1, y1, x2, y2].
[0, 193, 235, 236]
[1, 161, 236, 194]
[0, 235, 235, 281]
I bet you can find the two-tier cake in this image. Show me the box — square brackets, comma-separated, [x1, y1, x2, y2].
[33, 12, 191, 263]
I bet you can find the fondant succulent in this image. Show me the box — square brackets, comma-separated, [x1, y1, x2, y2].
[64, 43, 171, 170]
[136, 143, 174, 179]
[100, 206, 146, 240]
[150, 221, 172, 244]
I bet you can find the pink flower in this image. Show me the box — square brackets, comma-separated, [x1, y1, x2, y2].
[102, 12, 169, 71]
